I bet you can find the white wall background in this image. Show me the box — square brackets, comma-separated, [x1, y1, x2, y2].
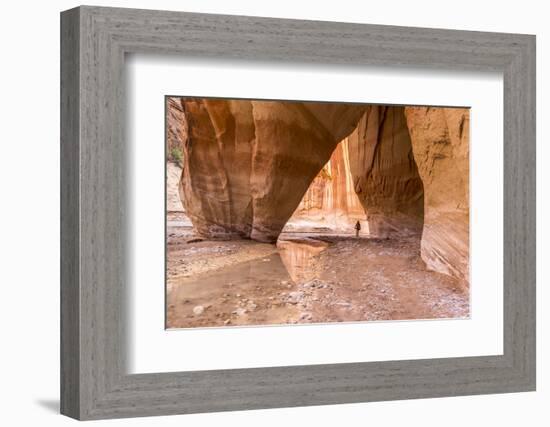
[0, 0, 546, 425]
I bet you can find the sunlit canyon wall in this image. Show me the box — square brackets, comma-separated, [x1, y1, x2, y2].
[285, 138, 367, 231]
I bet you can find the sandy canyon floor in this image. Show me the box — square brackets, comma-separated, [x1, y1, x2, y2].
[166, 215, 469, 329]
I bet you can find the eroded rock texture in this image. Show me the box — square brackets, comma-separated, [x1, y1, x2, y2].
[347, 106, 424, 239]
[166, 97, 187, 163]
[179, 99, 366, 242]
[290, 139, 366, 225]
[404, 107, 470, 283]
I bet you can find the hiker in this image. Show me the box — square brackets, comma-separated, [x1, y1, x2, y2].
[354, 220, 361, 237]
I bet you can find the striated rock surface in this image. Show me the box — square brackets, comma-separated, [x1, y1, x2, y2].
[166, 162, 185, 213]
[347, 106, 424, 239]
[166, 97, 187, 164]
[287, 139, 366, 230]
[404, 106, 469, 284]
[179, 99, 366, 242]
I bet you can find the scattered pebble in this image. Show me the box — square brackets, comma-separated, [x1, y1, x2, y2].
[335, 302, 351, 307]
[186, 238, 204, 244]
[286, 291, 303, 304]
[167, 233, 469, 327]
[299, 313, 313, 321]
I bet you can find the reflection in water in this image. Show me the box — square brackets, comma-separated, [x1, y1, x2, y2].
[166, 232, 470, 329]
[171, 238, 328, 296]
[167, 251, 302, 328]
[277, 239, 329, 284]
[170, 252, 290, 299]
[167, 237, 332, 328]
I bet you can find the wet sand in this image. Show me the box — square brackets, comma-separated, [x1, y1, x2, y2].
[166, 219, 469, 329]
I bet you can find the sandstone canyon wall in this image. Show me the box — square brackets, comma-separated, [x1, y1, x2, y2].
[166, 97, 187, 164]
[347, 106, 424, 239]
[166, 97, 187, 214]
[344, 105, 469, 282]
[288, 138, 366, 230]
[404, 106, 470, 283]
[179, 98, 366, 242]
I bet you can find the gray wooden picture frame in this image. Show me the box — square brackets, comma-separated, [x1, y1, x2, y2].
[60, 5, 536, 420]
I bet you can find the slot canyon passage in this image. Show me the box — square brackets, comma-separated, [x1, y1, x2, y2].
[166, 97, 470, 328]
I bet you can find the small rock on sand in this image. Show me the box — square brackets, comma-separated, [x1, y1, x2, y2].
[193, 305, 204, 315]
[232, 307, 247, 316]
[186, 238, 204, 244]
[287, 291, 303, 304]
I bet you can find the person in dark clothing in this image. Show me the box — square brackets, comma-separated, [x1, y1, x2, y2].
[354, 220, 361, 237]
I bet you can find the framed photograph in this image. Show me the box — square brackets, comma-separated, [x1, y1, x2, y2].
[165, 97, 471, 330]
[61, 6, 536, 420]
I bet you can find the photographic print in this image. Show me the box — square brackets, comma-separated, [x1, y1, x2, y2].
[166, 97, 470, 329]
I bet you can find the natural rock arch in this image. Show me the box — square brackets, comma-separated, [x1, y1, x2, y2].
[178, 98, 366, 242]
[174, 99, 469, 284]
